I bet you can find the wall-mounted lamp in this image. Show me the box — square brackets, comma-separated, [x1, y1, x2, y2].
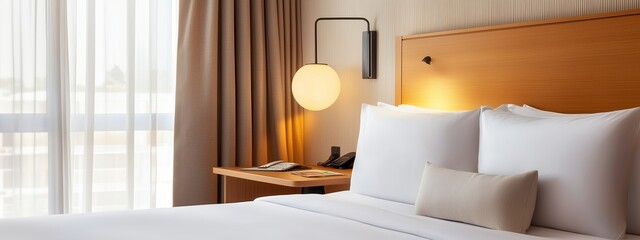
[292, 17, 377, 111]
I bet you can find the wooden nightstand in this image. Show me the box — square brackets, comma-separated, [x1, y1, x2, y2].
[212, 166, 351, 203]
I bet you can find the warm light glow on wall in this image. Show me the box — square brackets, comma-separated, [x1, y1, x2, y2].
[420, 78, 459, 110]
[292, 64, 341, 111]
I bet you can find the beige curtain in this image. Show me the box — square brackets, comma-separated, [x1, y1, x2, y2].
[173, 0, 303, 206]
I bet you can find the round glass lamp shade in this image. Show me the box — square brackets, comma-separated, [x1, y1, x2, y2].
[292, 64, 341, 111]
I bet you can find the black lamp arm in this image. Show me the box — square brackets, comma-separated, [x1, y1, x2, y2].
[314, 17, 370, 63]
[314, 17, 376, 79]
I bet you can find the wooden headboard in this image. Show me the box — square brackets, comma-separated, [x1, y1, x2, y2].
[395, 10, 640, 113]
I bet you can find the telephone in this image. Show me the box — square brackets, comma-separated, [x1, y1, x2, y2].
[318, 152, 356, 169]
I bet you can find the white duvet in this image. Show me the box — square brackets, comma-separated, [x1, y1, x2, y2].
[0, 191, 632, 240]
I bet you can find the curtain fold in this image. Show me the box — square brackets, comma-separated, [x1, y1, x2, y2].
[46, 0, 70, 215]
[64, 0, 178, 213]
[174, 0, 303, 206]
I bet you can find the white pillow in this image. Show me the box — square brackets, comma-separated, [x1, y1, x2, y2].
[494, 104, 520, 112]
[398, 104, 463, 113]
[510, 105, 640, 235]
[398, 104, 494, 114]
[415, 163, 538, 233]
[479, 108, 640, 239]
[376, 102, 453, 114]
[376, 102, 398, 110]
[351, 104, 481, 204]
[502, 104, 579, 117]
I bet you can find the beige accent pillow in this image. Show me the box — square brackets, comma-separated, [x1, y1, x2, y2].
[415, 164, 538, 233]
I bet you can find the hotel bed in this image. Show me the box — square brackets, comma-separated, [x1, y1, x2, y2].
[2, 9, 640, 240]
[2, 191, 638, 240]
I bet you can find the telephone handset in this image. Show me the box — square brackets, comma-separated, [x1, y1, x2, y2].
[317, 146, 341, 167]
[327, 152, 355, 169]
[318, 152, 355, 169]
[317, 147, 355, 169]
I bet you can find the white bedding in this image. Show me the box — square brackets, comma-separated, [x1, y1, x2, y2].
[0, 191, 638, 240]
[321, 191, 611, 240]
[0, 195, 425, 240]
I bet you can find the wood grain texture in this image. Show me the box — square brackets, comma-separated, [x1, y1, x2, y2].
[397, 10, 640, 113]
[395, 36, 403, 105]
[213, 166, 351, 187]
[215, 166, 351, 203]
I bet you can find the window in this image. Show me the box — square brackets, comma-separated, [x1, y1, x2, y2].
[0, 0, 178, 218]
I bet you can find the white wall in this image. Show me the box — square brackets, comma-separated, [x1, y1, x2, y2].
[300, 0, 640, 164]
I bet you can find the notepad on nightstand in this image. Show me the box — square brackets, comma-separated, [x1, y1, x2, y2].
[291, 170, 344, 178]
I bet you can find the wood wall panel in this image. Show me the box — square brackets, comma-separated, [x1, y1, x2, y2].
[398, 10, 640, 113]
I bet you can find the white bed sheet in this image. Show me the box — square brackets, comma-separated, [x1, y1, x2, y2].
[1, 191, 638, 240]
[0, 197, 424, 240]
[322, 191, 640, 240]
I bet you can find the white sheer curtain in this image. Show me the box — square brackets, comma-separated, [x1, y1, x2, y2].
[0, 0, 178, 218]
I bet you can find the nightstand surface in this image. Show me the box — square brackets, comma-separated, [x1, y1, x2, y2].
[212, 166, 352, 187]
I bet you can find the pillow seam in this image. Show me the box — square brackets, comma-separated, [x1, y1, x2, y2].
[521, 175, 536, 233]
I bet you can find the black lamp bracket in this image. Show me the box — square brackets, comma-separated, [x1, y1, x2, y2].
[314, 17, 377, 79]
[422, 56, 432, 65]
